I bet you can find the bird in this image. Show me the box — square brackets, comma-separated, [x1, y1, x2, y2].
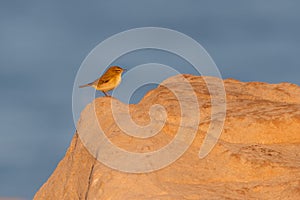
[79, 66, 125, 96]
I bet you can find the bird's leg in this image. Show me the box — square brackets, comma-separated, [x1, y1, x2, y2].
[102, 91, 110, 97]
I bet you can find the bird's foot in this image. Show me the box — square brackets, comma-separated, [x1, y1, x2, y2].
[103, 91, 110, 97]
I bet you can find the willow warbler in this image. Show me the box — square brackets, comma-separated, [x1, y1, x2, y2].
[79, 66, 125, 96]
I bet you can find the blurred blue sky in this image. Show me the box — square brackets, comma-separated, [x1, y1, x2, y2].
[0, 0, 299, 199]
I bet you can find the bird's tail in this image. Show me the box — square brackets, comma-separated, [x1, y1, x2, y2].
[79, 82, 93, 88]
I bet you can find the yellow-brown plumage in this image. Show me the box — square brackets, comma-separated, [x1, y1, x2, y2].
[79, 66, 125, 96]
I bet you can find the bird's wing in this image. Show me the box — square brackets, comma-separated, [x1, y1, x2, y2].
[92, 73, 111, 85]
[99, 72, 113, 83]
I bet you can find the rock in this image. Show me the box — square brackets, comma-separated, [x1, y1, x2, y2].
[34, 75, 300, 200]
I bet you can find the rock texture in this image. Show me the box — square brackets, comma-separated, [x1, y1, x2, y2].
[34, 75, 300, 200]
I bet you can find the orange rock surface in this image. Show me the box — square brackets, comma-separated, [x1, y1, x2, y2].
[34, 75, 300, 200]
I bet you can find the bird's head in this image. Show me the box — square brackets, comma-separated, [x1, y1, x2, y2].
[108, 66, 125, 75]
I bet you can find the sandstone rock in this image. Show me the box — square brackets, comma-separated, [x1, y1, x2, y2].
[34, 75, 300, 200]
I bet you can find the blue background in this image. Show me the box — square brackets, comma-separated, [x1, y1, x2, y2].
[0, 0, 299, 199]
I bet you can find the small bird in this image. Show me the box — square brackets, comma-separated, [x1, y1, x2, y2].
[79, 66, 125, 96]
